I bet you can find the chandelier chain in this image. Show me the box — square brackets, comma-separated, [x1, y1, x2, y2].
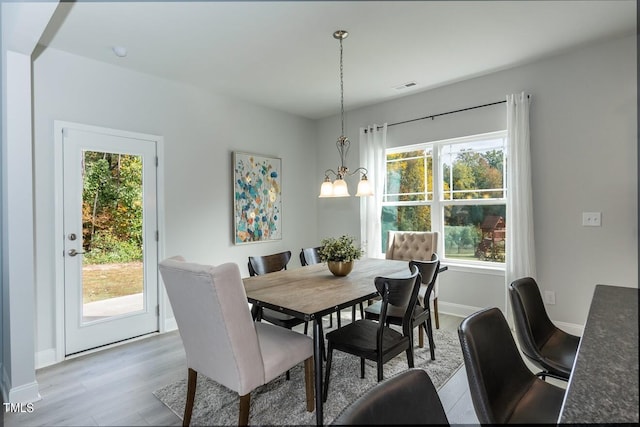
[339, 36, 345, 137]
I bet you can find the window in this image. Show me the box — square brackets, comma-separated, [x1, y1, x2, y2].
[382, 131, 507, 264]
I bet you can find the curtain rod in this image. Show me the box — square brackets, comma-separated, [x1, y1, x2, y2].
[364, 97, 528, 133]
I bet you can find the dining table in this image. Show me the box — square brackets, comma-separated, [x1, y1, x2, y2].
[243, 257, 410, 426]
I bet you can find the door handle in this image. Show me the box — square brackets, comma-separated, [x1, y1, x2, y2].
[68, 248, 86, 257]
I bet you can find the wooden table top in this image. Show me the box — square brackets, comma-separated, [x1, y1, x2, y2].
[243, 258, 409, 320]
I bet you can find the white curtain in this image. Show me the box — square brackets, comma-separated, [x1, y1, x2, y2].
[505, 92, 536, 316]
[359, 123, 387, 258]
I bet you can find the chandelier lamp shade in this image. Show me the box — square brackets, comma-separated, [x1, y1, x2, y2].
[319, 30, 373, 198]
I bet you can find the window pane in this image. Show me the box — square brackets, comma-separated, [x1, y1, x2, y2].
[441, 139, 505, 200]
[385, 150, 432, 202]
[381, 205, 432, 253]
[444, 204, 506, 263]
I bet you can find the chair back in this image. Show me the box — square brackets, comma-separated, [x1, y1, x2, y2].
[374, 266, 421, 336]
[509, 277, 557, 362]
[457, 307, 536, 424]
[248, 250, 292, 276]
[385, 231, 438, 261]
[409, 255, 440, 306]
[331, 369, 449, 425]
[300, 247, 321, 266]
[159, 256, 265, 395]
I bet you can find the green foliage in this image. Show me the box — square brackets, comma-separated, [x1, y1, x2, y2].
[82, 152, 144, 264]
[83, 230, 143, 264]
[319, 235, 363, 262]
[445, 225, 482, 254]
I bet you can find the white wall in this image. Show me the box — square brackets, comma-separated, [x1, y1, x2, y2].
[32, 47, 318, 364]
[1, 0, 58, 403]
[316, 34, 637, 328]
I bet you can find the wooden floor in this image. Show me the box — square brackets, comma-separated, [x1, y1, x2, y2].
[3, 313, 559, 426]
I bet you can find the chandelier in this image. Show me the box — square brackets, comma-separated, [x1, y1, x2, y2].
[319, 30, 373, 198]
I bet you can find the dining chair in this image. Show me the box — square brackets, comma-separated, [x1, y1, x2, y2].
[159, 256, 314, 426]
[364, 256, 440, 360]
[323, 266, 421, 402]
[385, 230, 442, 329]
[300, 246, 364, 329]
[509, 277, 580, 381]
[331, 369, 449, 425]
[458, 307, 565, 424]
[248, 251, 308, 335]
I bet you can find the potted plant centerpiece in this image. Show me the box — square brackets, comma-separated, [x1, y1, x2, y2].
[319, 235, 363, 276]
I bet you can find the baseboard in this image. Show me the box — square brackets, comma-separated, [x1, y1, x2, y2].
[439, 301, 584, 336]
[35, 348, 58, 369]
[555, 320, 584, 337]
[438, 301, 484, 319]
[1, 366, 40, 404]
[163, 317, 177, 332]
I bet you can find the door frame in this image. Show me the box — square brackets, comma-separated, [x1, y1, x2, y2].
[53, 121, 166, 363]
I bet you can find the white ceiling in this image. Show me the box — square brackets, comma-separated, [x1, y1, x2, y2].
[39, 1, 636, 120]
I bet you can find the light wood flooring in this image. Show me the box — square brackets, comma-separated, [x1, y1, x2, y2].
[3, 313, 561, 426]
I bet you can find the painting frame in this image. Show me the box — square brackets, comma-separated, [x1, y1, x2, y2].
[233, 151, 282, 244]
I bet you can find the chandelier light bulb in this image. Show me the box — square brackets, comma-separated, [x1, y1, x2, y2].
[332, 179, 350, 197]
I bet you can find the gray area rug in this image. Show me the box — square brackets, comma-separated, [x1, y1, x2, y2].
[153, 326, 463, 426]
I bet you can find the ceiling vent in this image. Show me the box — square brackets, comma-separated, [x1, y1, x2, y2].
[394, 81, 417, 90]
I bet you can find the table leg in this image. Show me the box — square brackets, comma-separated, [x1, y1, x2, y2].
[313, 317, 323, 426]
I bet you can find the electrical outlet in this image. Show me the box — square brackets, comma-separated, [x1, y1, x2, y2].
[582, 212, 601, 227]
[544, 290, 556, 305]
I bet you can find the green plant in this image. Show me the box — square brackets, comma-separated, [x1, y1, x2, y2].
[319, 235, 363, 262]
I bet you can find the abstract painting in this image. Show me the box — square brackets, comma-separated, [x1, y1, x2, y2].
[233, 152, 282, 244]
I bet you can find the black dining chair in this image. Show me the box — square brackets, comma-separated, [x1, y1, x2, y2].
[331, 369, 449, 425]
[248, 251, 308, 335]
[458, 307, 565, 424]
[509, 277, 580, 381]
[364, 256, 440, 360]
[323, 266, 421, 402]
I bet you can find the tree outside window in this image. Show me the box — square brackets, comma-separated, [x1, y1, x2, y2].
[382, 131, 507, 264]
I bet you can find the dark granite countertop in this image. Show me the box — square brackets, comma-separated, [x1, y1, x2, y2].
[559, 284, 639, 423]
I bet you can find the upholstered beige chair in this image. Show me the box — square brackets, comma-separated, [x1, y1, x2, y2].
[159, 256, 314, 426]
[385, 231, 441, 329]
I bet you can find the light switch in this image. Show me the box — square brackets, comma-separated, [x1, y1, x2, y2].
[582, 212, 601, 227]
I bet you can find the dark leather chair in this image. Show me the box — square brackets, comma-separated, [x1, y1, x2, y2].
[509, 277, 580, 381]
[323, 266, 421, 402]
[364, 256, 440, 360]
[458, 307, 565, 424]
[248, 251, 308, 335]
[331, 369, 449, 425]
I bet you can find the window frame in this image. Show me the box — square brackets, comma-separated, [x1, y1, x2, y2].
[382, 130, 507, 268]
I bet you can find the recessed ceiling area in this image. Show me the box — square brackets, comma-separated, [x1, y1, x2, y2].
[38, 1, 636, 120]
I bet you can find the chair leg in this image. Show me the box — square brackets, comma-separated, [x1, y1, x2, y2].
[426, 316, 435, 360]
[337, 310, 342, 328]
[238, 393, 250, 426]
[434, 297, 440, 329]
[377, 358, 384, 382]
[323, 344, 334, 403]
[359, 302, 364, 319]
[360, 358, 366, 379]
[304, 357, 315, 412]
[406, 345, 415, 369]
[352, 305, 356, 322]
[183, 368, 197, 427]
[418, 324, 424, 348]
[329, 313, 333, 328]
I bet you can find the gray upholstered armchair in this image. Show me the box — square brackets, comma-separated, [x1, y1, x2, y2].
[159, 256, 314, 426]
[385, 230, 442, 328]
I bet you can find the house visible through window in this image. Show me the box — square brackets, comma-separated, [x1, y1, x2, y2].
[382, 130, 507, 264]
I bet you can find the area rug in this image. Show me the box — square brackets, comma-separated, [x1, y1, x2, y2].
[153, 327, 463, 426]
